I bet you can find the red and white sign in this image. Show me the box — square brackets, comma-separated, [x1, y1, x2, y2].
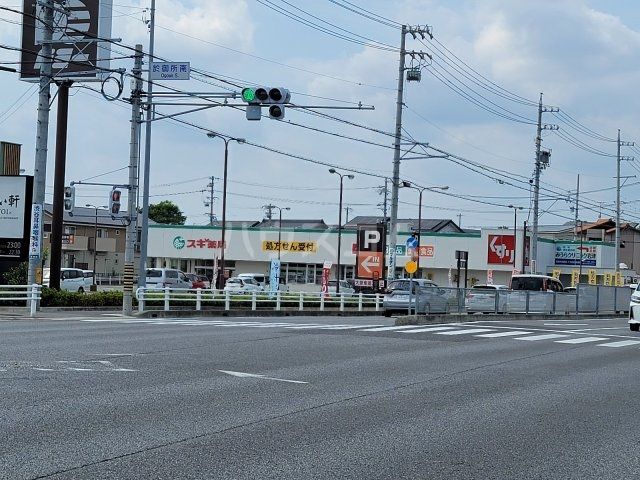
[418, 245, 435, 257]
[487, 269, 494, 285]
[488, 235, 515, 265]
[357, 252, 383, 278]
[321, 261, 332, 295]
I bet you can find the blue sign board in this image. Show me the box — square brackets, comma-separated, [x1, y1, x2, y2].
[269, 259, 281, 294]
[406, 236, 418, 249]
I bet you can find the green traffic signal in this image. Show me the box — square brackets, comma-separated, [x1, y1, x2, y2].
[241, 87, 256, 102]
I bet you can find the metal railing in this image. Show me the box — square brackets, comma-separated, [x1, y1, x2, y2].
[0, 285, 42, 316]
[136, 287, 382, 313]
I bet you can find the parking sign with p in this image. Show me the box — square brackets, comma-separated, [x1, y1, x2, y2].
[356, 224, 385, 279]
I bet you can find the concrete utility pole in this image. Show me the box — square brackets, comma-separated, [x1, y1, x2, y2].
[530, 93, 558, 273]
[615, 130, 635, 272]
[388, 25, 407, 281]
[27, 0, 55, 286]
[138, 0, 156, 287]
[574, 174, 579, 241]
[344, 206, 352, 223]
[123, 45, 144, 315]
[263, 204, 275, 221]
[206, 176, 217, 225]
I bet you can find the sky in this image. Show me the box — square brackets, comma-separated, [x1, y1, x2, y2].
[2, 0, 640, 229]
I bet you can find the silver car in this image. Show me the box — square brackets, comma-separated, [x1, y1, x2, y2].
[466, 284, 509, 314]
[383, 279, 449, 317]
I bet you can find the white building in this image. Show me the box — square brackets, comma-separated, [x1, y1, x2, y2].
[147, 218, 621, 288]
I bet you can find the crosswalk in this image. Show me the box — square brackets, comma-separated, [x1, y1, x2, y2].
[77, 317, 640, 350]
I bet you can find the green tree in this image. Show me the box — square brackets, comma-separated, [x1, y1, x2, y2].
[2, 262, 28, 285]
[148, 200, 186, 225]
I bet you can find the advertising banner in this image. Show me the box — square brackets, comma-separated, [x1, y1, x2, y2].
[555, 244, 597, 266]
[488, 235, 515, 265]
[0, 176, 33, 260]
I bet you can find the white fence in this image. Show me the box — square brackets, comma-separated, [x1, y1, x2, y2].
[136, 287, 382, 313]
[0, 285, 42, 316]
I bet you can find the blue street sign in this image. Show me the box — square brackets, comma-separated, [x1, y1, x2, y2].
[406, 236, 418, 249]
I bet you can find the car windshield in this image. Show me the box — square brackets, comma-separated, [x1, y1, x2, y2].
[388, 280, 411, 291]
[227, 279, 241, 284]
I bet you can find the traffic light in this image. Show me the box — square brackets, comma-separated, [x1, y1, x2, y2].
[241, 86, 290, 121]
[109, 188, 121, 215]
[63, 186, 75, 213]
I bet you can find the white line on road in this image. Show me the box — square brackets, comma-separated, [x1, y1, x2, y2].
[218, 370, 308, 384]
[399, 326, 459, 333]
[597, 340, 640, 348]
[544, 323, 588, 326]
[359, 326, 429, 332]
[515, 334, 568, 341]
[475, 331, 533, 338]
[555, 337, 608, 344]
[435, 328, 495, 336]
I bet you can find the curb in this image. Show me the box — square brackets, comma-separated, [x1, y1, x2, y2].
[135, 309, 384, 318]
[395, 312, 627, 326]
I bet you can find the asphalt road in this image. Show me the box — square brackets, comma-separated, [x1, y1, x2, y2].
[1, 313, 639, 479]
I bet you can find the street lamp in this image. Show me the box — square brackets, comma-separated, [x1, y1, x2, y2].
[207, 132, 245, 289]
[401, 182, 449, 276]
[86, 204, 108, 289]
[329, 168, 354, 294]
[271, 205, 291, 261]
[508, 205, 524, 272]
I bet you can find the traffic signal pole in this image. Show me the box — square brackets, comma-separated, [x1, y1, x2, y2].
[123, 45, 143, 315]
[49, 81, 72, 290]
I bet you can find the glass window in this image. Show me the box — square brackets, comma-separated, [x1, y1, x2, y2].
[64, 226, 76, 235]
[166, 270, 179, 278]
[146, 269, 162, 278]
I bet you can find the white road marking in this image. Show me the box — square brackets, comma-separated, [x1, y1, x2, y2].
[598, 340, 640, 348]
[555, 337, 608, 344]
[515, 334, 568, 341]
[218, 370, 308, 384]
[475, 331, 533, 338]
[399, 326, 459, 333]
[359, 325, 428, 332]
[544, 323, 588, 326]
[435, 328, 495, 336]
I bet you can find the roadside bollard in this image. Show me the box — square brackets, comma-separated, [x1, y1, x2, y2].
[299, 292, 304, 311]
[358, 293, 363, 312]
[375, 294, 380, 312]
[251, 291, 257, 311]
[340, 293, 345, 312]
[137, 287, 145, 313]
[29, 284, 38, 317]
[225, 290, 230, 311]
[276, 291, 281, 311]
[164, 287, 170, 311]
[320, 293, 325, 311]
[196, 288, 202, 311]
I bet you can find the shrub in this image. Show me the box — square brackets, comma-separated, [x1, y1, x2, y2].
[40, 288, 126, 307]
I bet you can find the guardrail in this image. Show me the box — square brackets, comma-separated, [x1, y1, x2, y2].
[136, 287, 382, 313]
[0, 285, 42, 316]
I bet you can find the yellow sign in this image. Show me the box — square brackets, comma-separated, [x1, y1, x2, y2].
[551, 269, 561, 280]
[405, 260, 417, 274]
[571, 269, 579, 287]
[588, 269, 597, 285]
[604, 273, 612, 286]
[262, 241, 317, 253]
[615, 272, 623, 287]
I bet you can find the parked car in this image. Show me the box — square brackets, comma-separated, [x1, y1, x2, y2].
[145, 268, 192, 290]
[185, 273, 207, 289]
[327, 280, 355, 297]
[42, 268, 87, 292]
[197, 275, 211, 289]
[383, 279, 448, 317]
[223, 277, 263, 294]
[82, 270, 94, 290]
[466, 284, 509, 313]
[629, 284, 640, 331]
[237, 273, 267, 290]
[510, 274, 564, 292]
[563, 287, 577, 293]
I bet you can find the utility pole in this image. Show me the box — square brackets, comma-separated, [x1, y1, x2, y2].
[48, 81, 72, 289]
[616, 130, 635, 272]
[574, 174, 579, 241]
[138, 0, 156, 287]
[388, 25, 431, 280]
[123, 45, 143, 315]
[206, 176, 217, 225]
[27, 0, 55, 286]
[344, 206, 352, 223]
[263, 204, 275, 221]
[531, 93, 558, 273]
[457, 213, 462, 228]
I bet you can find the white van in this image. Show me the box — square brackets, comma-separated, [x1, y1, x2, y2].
[510, 274, 564, 292]
[82, 270, 94, 290]
[42, 268, 87, 292]
[145, 268, 192, 290]
[237, 273, 267, 291]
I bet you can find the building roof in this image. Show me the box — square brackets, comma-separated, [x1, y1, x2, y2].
[253, 219, 329, 230]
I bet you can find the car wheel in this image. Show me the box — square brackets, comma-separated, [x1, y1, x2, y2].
[78, 287, 84, 293]
[630, 323, 639, 332]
